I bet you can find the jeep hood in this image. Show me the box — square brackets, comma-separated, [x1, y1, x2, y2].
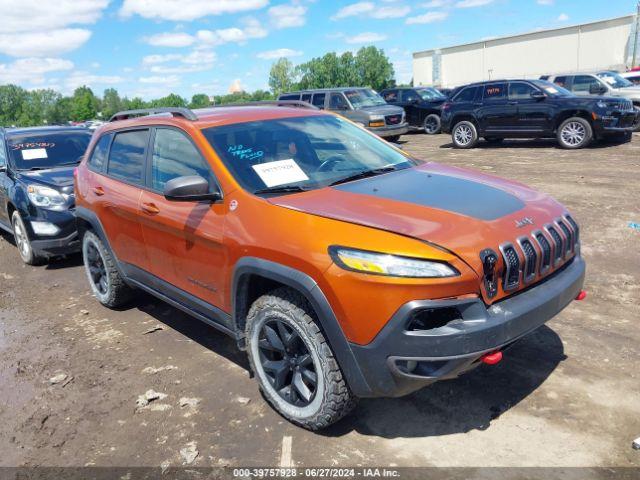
[269, 163, 567, 276]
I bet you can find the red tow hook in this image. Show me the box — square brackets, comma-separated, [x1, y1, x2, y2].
[481, 351, 503, 365]
[575, 290, 587, 301]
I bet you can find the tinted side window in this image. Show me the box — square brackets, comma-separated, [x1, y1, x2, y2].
[402, 90, 419, 103]
[382, 90, 399, 102]
[483, 83, 507, 101]
[107, 130, 148, 185]
[572, 75, 600, 92]
[509, 82, 537, 100]
[279, 94, 300, 101]
[301, 93, 312, 103]
[312, 93, 326, 108]
[88, 134, 111, 172]
[151, 128, 213, 191]
[553, 76, 568, 88]
[329, 93, 348, 110]
[453, 86, 478, 103]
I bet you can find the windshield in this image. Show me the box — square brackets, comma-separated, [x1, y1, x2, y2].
[597, 72, 634, 89]
[416, 88, 446, 101]
[531, 80, 574, 97]
[344, 89, 387, 108]
[202, 115, 417, 195]
[7, 130, 92, 170]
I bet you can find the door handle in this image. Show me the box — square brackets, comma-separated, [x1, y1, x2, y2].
[141, 202, 160, 215]
[93, 186, 105, 196]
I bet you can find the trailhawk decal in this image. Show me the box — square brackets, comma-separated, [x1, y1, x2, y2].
[333, 169, 525, 221]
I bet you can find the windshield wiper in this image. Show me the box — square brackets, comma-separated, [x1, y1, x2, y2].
[253, 185, 309, 195]
[329, 166, 399, 186]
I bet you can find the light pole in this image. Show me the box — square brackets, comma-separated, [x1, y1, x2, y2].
[633, 1, 640, 68]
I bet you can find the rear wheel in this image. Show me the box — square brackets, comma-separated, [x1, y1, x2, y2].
[82, 231, 133, 308]
[245, 288, 356, 430]
[423, 114, 441, 135]
[557, 117, 592, 149]
[11, 211, 45, 266]
[451, 121, 478, 149]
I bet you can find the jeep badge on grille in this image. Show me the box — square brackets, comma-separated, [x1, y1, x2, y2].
[515, 217, 534, 228]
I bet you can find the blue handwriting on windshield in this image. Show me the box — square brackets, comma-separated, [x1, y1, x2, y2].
[228, 144, 264, 161]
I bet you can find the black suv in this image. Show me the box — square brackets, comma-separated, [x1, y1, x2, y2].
[0, 126, 92, 264]
[440, 79, 639, 149]
[380, 87, 447, 134]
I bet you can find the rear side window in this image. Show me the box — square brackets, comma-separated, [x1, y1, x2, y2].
[279, 94, 300, 101]
[312, 93, 326, 108]
[88, 134, 111, 172]
[107, 130, 149, 185]
[553, 76, 568, 88]
[150, 128, 213, 191]
[483, 83, 507, 101]
[382, 90, 399, 102]
[453, 86, 478, 103]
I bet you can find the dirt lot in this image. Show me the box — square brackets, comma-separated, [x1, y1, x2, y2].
[0, 133, 639, 469]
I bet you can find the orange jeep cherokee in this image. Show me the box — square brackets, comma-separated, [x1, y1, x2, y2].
[75, 103, 586, 430]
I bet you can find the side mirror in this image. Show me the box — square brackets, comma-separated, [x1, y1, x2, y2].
[589, 84, 607, 95]
[530, 90, 546, 100]
[163, 175, 222, 202]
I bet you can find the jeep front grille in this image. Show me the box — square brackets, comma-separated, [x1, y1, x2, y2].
[546, 225, 564, 265]
[557, 219, 573, 256]
[533, 230, 552, 273]
[518, 237, 537, 283]
[564, 214, 579, 248]
[500, 244, 521, 291]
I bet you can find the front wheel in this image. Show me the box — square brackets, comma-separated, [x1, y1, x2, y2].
[11, 211, 45, 266]
[385, 135, 400, 143]
[423, 113, 441, 135]
[557, 117, 593, 149]
[633, 106, 640, 132]
[245, 288, 356, 430]
[451, 121, 479, 149]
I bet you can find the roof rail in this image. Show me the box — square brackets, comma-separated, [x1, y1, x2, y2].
[211, 100, 318, 110]
[109, 107, 198, 122]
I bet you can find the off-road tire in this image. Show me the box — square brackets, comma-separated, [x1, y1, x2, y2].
[557, 117, 593, 149]
[452, 120, 479, 149]
[82, 230, 133, 308]
[423, 113, 441, 135]
[11, 211, 46, 266]
[245, 288, 357, 430]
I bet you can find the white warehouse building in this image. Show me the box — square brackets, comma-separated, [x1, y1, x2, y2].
[413, 14, 639, 88]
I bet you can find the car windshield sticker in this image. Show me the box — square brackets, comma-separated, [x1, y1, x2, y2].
[228, 144, 264, 162]
[252, 159, 309, 187]
[543, 86, 559, 94]
[21, 148, 49, 160]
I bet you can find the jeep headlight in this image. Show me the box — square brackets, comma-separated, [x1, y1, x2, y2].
[329, 247, 459, 278]
[596, 100, 609, 109]
[27, 185, 66, 209]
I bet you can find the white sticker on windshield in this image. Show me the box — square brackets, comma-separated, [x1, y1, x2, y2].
[21, 148, 48, 160]
[544, 87, 559, 94]
[252, 159, 309, 188]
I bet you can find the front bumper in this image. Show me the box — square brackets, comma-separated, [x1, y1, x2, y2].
[26, 208, 80, 256]
[350, 255, 585, 397]
[368, 122, 409, 138]
[593, 110, 639, 134]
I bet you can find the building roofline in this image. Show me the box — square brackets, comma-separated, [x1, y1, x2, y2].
[413, 13, 635, 58]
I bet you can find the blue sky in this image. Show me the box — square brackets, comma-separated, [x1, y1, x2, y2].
[0, 0, 634, 100]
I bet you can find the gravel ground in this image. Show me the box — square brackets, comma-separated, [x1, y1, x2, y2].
[0, 132, 638, 469]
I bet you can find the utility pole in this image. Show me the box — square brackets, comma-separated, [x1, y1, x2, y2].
[633, 1, 640, 68]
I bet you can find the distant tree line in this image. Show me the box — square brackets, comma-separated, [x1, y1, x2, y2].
[0, 46, 396, 126]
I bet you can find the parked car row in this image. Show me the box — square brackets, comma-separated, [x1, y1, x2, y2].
[0, 103, 586, 430]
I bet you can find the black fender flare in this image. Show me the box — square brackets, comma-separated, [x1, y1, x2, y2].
[75, 206, 127, 278]
[232, 257, 373, 397]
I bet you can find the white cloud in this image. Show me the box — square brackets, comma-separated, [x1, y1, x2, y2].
[142, 49, 216, 74]
[0, 0, 108, 33]
[119, 0, 268, 21]
[345, 32, 388, 44]
[197, 18, 268, 45]
[406, 11, 448, 24]
[421, 0, 447, 6]
[256, 48, 303, 59]
[0, 58, 74, 84]
[268, 4, 307, 29]
[537, 0, 554, 4]
[139, 75, 181, 86]
[557, 13, 569, 21]
[65, 71, 125, 90]
[455, 0, 494, 7]
[0, 29, 92, 57]
[331, 2, 375, 20]
[144, 32, 196, 48]
[371, 5, 411, 18]
[142, 54, 184, 65]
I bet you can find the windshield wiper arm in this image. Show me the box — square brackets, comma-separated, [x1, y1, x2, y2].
[253, 185, 309, 195]
[329, 166, 398, 186]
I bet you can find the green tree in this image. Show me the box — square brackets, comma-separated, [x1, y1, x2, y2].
[354, 46, 395, 91]
[122, 97, 148, 110]
[150, 93, 187, 108]
[0, 84, 28, 126]
[102, 88, 123, 119]
[268, 58, 296, 94]
[189, 93, 210, 108]
[70, 86, 99, 121]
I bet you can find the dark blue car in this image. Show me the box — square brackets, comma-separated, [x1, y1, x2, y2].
[0, 126, 92, 264]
